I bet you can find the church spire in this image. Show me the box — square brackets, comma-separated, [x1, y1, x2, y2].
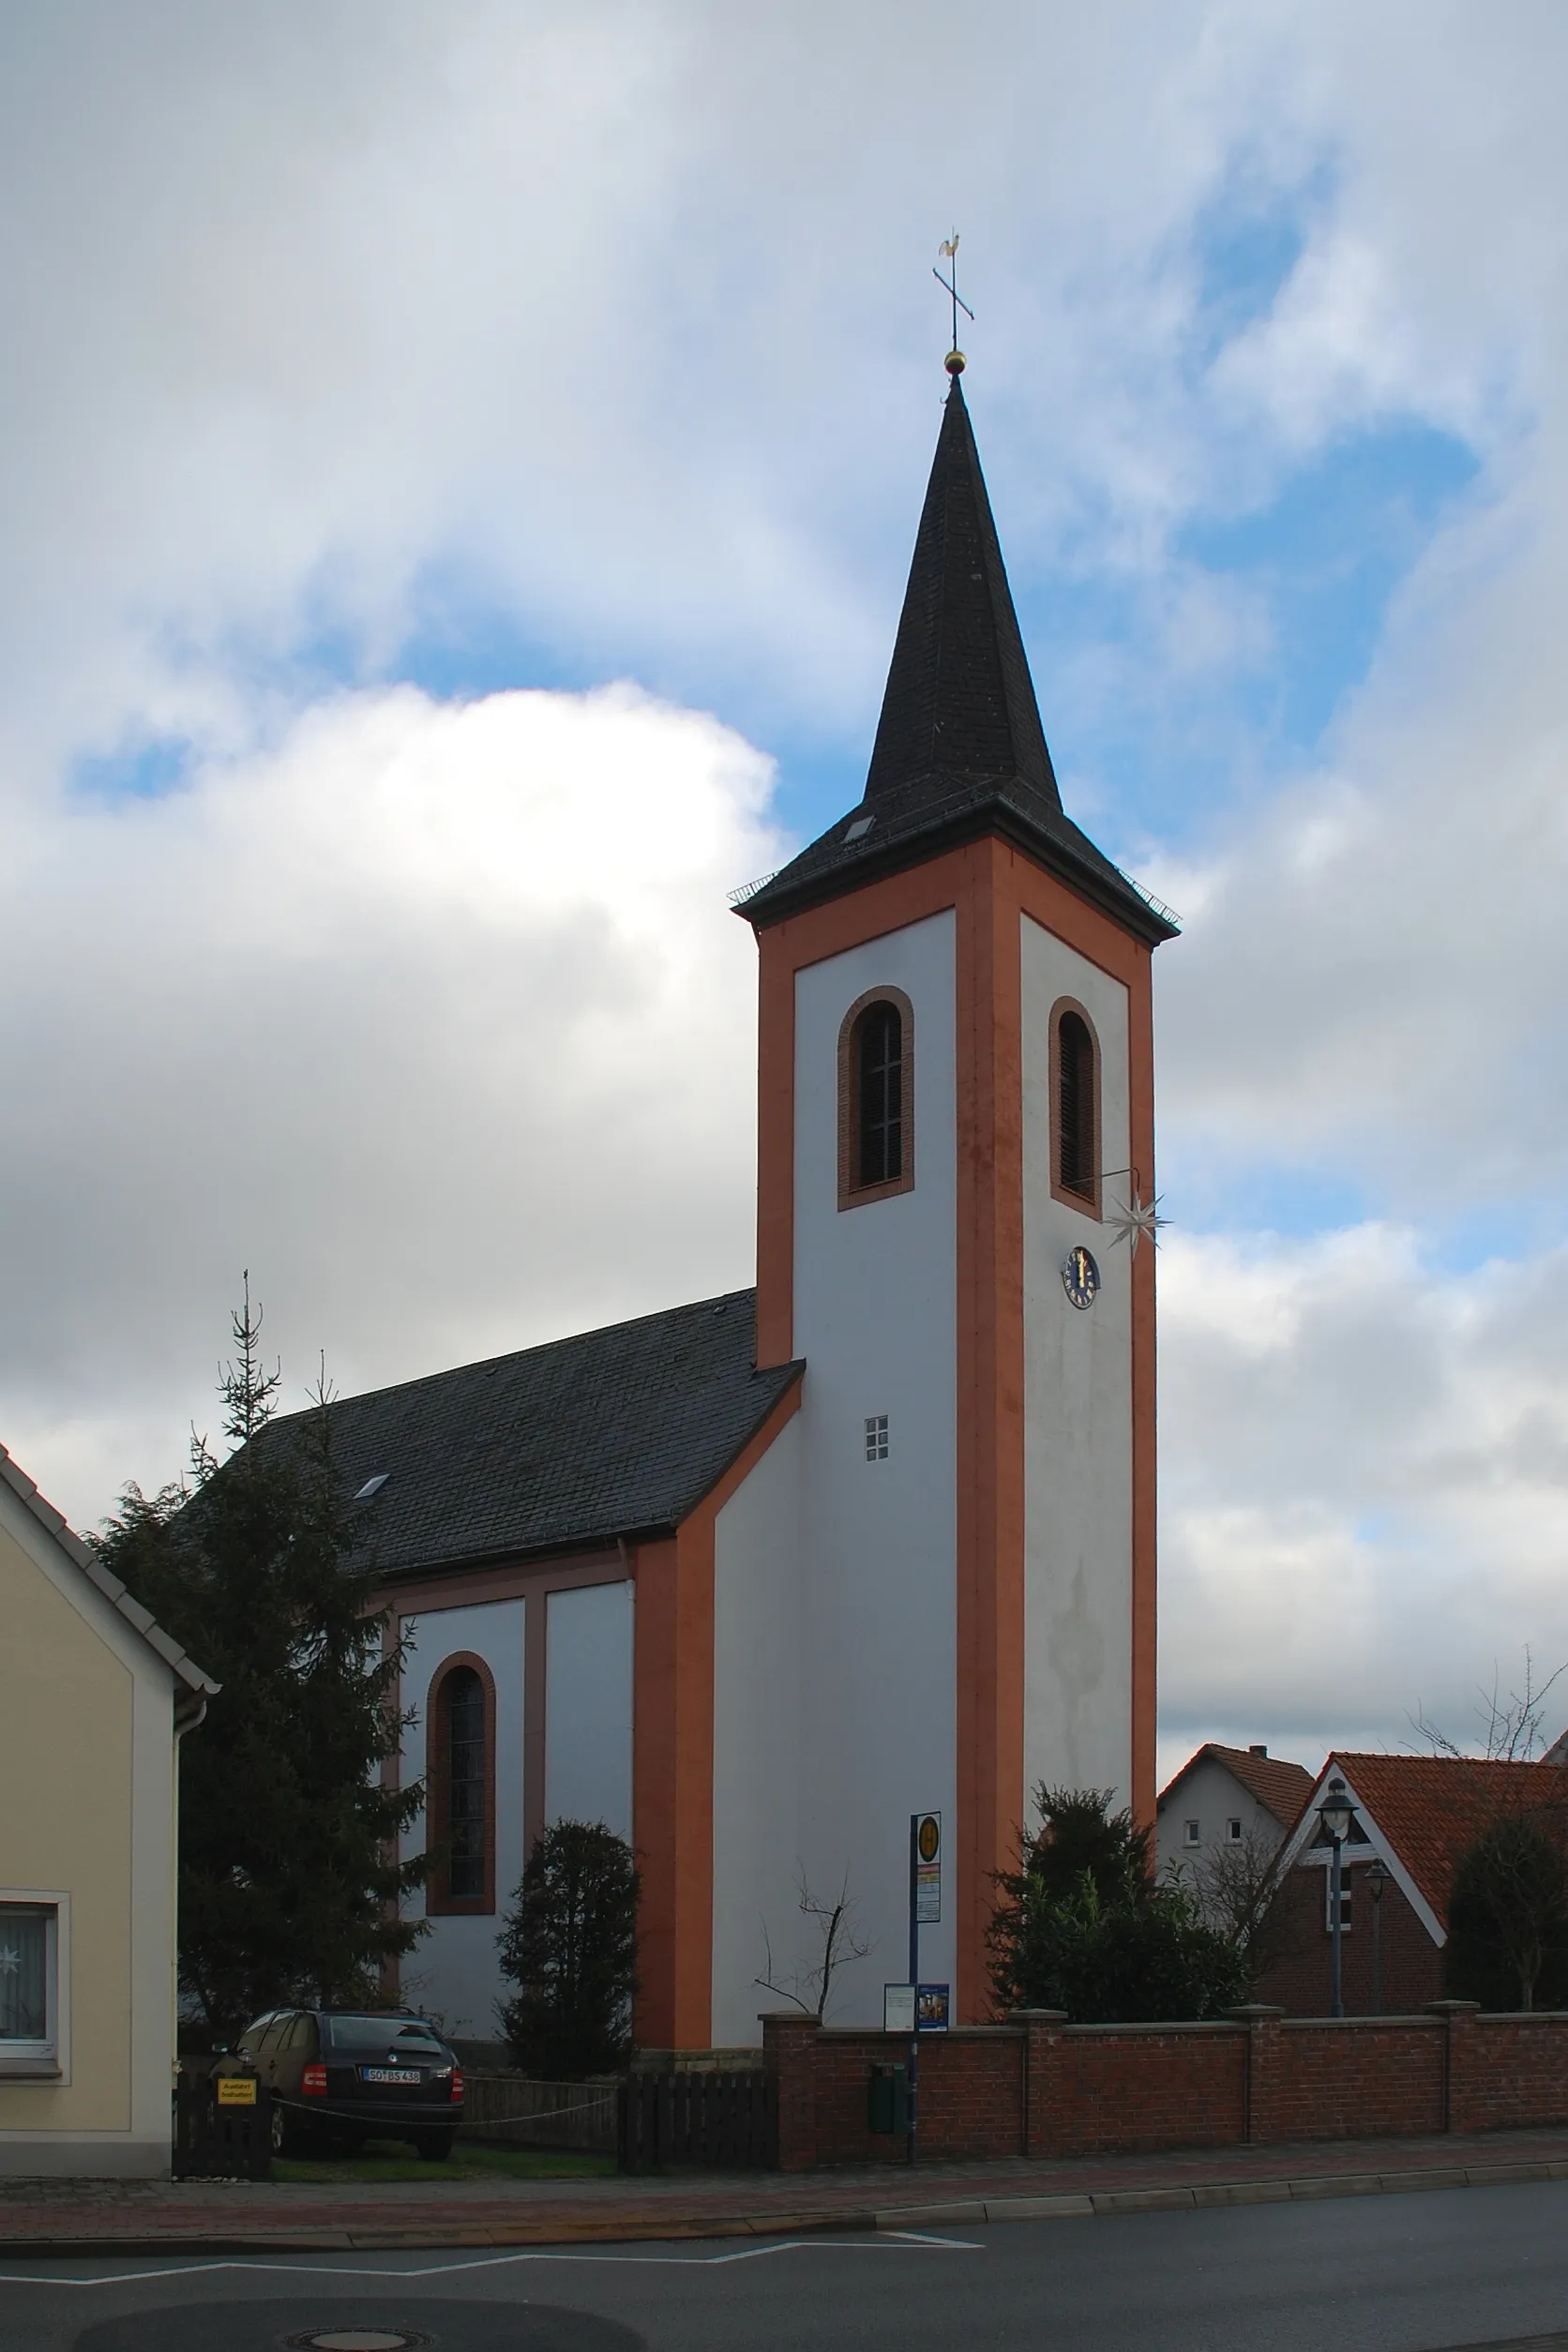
[864, 366, 1060, 810]
[738, 365, 1176, 946]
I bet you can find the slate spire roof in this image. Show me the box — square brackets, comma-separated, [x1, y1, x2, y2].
[739, 368, 1176, 944]
[863, 368, 1059, 807]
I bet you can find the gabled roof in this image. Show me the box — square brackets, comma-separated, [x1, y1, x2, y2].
[1286, 1753, 1568, 1936]
[258, 1288, 803, 1580]
[1157, 1741, 1315, 1827]
[0, 1440, 218, 1707]
[739, 370, 1177, 946]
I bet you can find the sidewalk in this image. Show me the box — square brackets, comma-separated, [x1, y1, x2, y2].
[5, 2126, 1568, 2255]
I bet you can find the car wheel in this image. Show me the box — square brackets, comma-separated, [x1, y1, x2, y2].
[413, 2130, 455, 2162]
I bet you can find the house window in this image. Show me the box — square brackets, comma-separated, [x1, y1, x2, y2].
[427, 1655, 496, 1915]
[1183, 1819, 1200, 1847]
[865, 1414, 889, 1461]
[0, 1898, 61, 2076]
[1325, 1877, 1353, 1933]
[1049, 999, 1101, 1215]
[1227, 1818, 1244, 1843]
[837, 988, 915, 1210]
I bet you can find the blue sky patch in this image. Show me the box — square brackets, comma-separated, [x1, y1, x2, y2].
[71, 735, 195, 801]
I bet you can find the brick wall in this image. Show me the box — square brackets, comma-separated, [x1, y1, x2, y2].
[761, 2001, 1568, 2172]
[1046, 2023, 1247, 2156]
[1258, 1863, 1442, 2018]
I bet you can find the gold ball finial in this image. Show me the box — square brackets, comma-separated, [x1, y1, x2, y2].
[945, 348, 966, 376]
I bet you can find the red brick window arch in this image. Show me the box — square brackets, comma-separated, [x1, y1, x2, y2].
[1049, 997, 1101, 1217]
[425, 1651, 496, 1916]
[837, 987, 915, 1211]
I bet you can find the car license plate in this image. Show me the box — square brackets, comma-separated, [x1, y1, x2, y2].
[361, 2067, 421, 2084]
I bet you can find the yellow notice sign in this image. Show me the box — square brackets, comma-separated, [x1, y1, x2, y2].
[216, 2076, 258, 2106]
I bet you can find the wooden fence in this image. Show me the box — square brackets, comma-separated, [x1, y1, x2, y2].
[172, 2065, 272, 2179]
[459, 2073, 620, 2153]
[617, 2070, 776, 2173]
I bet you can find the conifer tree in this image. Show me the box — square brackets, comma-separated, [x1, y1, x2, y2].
[496, 1821, 639, 2076]
[95, 1284, 428, 2043]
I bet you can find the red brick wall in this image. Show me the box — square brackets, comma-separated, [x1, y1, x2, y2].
[761, 2002, 1568, 2172]
[1258, 1864, 1442, 2017]
[1047, 2024, 1246, 2155]
[1272, 2020, 1446, 2140]
[800, 2028, 1023, 2167]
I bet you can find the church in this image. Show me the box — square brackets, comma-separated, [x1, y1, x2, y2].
[274, 354, 1175, 2053]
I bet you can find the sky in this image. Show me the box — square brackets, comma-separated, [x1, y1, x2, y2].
[4, 0, 1568, 1787]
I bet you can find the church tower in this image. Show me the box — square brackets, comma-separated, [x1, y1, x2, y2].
[727, 360, 1174, 2028]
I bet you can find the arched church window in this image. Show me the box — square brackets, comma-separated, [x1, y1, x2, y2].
[427, 1653, 496, 1914]
[837, 987, 915, 1210]
[1050, 1000, 1101, 1215]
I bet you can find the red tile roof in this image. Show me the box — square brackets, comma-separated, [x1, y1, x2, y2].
[1157, 1742, 1315, 1827]
[1327, 1754, 1568, 1926]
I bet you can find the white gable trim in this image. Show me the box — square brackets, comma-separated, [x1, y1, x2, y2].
[1275, 1758, 1445, 1947]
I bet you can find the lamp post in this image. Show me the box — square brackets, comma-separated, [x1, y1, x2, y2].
[1365, 1858, 1390, 2016]
[1319, 1777, 1356, 2018]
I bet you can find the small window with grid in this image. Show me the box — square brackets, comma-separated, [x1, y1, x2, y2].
[1325, 1878, 1353, 1933]
[1227, 1817, 1244, 1843]
[1183, 1819, 1200, 1847]
[865, 1414, 889, 1462]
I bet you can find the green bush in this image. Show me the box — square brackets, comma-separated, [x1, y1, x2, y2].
[988, 1786, 1250, 2023]
[1446, 1813, 1568, 2012]
[497, 1820, 640, 2076]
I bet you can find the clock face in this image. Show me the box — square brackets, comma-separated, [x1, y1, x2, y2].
[1062, 1245, 1101, 1311]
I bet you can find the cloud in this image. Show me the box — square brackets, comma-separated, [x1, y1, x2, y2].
[6, 0, 1568, 1797]
[1158, 1224, 1568, 1771]
[0, 682, 786, 1523]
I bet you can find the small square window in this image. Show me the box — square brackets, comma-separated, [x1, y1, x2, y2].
[0, 1899, 62, 2076]
[1183, 1819, 1200, 1847]
[865, 1414, 889, 1462]
[1227, 1818, 1243, 1843]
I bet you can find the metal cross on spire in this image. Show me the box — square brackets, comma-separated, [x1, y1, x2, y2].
[933, 233, 974, 373]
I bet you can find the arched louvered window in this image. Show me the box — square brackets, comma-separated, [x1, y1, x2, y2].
[1050, 1000, 1101, 1215]
[838, 988, 915, 1209]
[427, 1654, 496, 1914]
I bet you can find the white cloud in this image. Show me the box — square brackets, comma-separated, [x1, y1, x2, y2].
[1159, 1226, 1568, 1770]
[0, 682, 785, 1524]
[7, 0, 1568, 1793]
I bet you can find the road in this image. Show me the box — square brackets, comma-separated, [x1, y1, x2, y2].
[3, 2180, 1568, 2352]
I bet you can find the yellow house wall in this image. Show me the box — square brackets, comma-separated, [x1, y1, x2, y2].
[0, 1487, 178, 2172]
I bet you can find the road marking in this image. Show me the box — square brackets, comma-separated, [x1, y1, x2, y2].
[0, 2234, 983, 2290]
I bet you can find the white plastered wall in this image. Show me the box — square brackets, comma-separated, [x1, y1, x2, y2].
[781, 908, 958, 2028]
[545, 1581, 634, 1840]
[1019, 913, 1134, 1811]
[711, 1411, 803, 2046]
[399, 1597, 524, 2043]
[1155, 1756, 1291, 1882]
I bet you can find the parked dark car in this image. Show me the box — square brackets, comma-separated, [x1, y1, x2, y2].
[216, 2008, 465, 2159]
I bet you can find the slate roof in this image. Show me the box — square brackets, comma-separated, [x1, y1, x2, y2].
[1158, 1741, 1315, 1828]
[257, 1289, 803, 1580]
[739, 370, 1177, 946]
[0, 1439, 219, 1706]
[1314, 1754, 1568, 1930]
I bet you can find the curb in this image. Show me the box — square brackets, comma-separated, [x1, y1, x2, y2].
[872, 2154, 1568, 2229]
[2, 2154, 1566, 2260]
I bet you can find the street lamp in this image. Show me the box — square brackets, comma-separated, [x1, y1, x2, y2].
[1319, 1777, 1356, 2018]
[1365, 1858, 1391, 2016]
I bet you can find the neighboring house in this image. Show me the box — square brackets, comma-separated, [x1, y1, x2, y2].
[1258, 1753, 1568, 2016]
[1156, 1743, 1315, 1882]
[0, 1441, 216, 2178]
[250, 359, 1177, 2053]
